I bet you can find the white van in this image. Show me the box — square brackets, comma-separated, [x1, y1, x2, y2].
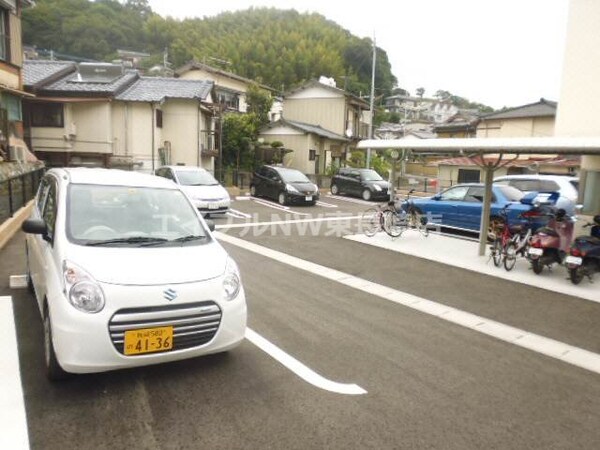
[22, 168, 247, 380]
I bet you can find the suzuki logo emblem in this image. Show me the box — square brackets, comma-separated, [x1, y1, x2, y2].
[163, 288, 177, 301]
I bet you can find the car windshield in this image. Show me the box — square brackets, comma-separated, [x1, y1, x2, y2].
[361, 170, 384, 181]
[175, 169, 219, 186]
[278, 169, 310, 183]
[67, 184, 208, 246]
[497, 185, 525, 202]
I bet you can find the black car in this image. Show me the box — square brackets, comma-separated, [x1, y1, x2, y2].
[250, 165, 320, 205]
[330, 168, 391, 201]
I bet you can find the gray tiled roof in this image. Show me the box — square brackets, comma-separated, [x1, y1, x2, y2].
[481, 99, 557, 120]
[23, 60, 76, 88]
[115, 77, 214, 102]
[266, 119, 349, 141]
[42, 70, 139, 96]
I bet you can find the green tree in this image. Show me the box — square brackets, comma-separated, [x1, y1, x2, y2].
[245, 83, 274, 126]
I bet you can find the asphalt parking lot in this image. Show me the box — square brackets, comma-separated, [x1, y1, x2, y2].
[2, 193, 600, 450]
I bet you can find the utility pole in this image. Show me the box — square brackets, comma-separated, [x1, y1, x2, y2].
[367, 35, 376, 169]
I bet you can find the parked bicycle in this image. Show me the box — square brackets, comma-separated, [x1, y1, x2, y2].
[382, 189, 429, 238]
[503, 210, 540, 271]
[361, 201, 393, 237]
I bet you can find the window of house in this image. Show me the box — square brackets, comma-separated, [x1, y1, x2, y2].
[457, 168, 481, 183]
[217, 91, 240, 110]
[156, 109, 163, 128]
[31, 103, 64, 127]
[0, 8, 8, 62]
[309, 149, 316, 161]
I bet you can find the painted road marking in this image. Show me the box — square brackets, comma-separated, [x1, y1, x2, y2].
[216, 214, 360, 230]
[245, 328, 366, 395]
[0, 296, 30, 450]
[251, 198, 311, 216]
[316, 201, 338, 208]
[226, 208, 252, 219]
[216, 232, 600, 375]
[325, 194, 375, 206]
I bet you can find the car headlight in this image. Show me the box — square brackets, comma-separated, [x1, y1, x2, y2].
[373, 185, 382, 191]
[63, 260, 105, 313]
[223, 258, 241, 301]
[286, 184, 300, 194]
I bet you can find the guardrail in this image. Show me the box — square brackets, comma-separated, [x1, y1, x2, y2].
[0, 168, 45, 225]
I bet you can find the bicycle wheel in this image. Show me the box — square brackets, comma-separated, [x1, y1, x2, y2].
[361, 207, 382, 237]
[410, 210, 429, 237]
[503, 242, 518, 271]
[383, 210, 405, 238]
[491, 238, 502, 267]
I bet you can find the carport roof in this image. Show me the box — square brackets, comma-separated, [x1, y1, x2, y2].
[357, 136, 600, 155]
[115, 77, 214, 102]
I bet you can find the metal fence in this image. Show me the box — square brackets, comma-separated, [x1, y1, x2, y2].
[0, 168, 45, 225]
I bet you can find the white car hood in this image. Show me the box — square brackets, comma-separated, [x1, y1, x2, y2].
[182, 184, 228, 200]
[66, 241, 227, 285]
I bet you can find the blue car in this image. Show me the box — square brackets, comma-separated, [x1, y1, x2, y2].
[407, 183, 546, 235]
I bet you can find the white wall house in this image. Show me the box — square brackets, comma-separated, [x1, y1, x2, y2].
[23, 61, 217, 172]
[175, 60, 278, 119]
[258, 118, 349, 175]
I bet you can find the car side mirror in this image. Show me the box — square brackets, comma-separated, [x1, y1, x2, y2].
[205, 219, 216, 232]
[432, 194, 441, 201]
[22, 218, 47, 236]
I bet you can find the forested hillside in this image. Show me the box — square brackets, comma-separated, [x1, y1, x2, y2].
[22, 0, 397, 97]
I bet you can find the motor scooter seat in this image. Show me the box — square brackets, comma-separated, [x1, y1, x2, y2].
[575, 236, 600, 246]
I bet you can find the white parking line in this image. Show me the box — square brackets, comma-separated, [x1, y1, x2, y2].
[226, 209, 252, 219]
[325, 194, 377, 206]
[251, 198, 311, 216]
[315, 201, 338, 208]
[216, 232, 600, 376]
[245, 328, 366, 395]
[215, 214, 360, 229]
[0, 296, 30, 450]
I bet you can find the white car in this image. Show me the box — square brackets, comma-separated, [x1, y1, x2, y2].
[155, 165, 231, 216]
[22, 168, 247, 380]
[493, 174, 579, 215]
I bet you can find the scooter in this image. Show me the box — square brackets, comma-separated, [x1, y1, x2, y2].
[527, 208, 576, 274]
[566, 215, 600, 284]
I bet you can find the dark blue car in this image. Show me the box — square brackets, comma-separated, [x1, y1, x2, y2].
[408, 183, 546, 234]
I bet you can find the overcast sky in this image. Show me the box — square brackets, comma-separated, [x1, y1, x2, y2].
[147, 0, 570, 110]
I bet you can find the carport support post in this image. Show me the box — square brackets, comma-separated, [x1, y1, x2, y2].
[478, 164, 494, 256]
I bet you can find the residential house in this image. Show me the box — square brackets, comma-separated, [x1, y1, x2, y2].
[476, 98, 556, 138]
[431, 99, 564, 187]
[433, 111, 480, 138]
[23, 60, 217, 172]
[276, 79, 370, 172]
[114, 77, 216, 171]
[259, 118, 349, 175]
[0, 0, 33, 163]
[434, 156, 579, 189]
[175, 60, 279, 119]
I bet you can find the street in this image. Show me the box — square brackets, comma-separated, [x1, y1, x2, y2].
[2, 194, 599, 450]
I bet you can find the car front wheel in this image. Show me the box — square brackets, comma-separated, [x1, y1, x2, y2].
[330, 184, 339, 195]
[44, 307, 69, 381]
[362, 189, 372, 201]
[250, 185, 257, 197]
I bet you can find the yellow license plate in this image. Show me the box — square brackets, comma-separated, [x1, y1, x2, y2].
[124, 326, 174, 355]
